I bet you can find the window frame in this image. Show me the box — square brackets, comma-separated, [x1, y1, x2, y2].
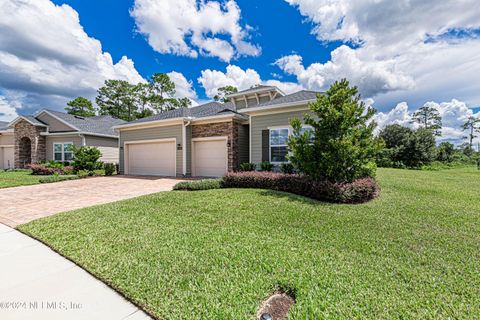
[53, 142, 74, 162]
[268, 125, 314, 164]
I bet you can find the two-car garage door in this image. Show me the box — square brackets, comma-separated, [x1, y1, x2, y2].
[126, 140, 176, 176]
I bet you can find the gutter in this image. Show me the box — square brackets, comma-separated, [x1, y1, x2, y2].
[40, 131, 118, 139]
[182, 117, 193, 176]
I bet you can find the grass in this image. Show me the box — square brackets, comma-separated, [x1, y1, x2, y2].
[18, 167, 480, 319]
[0, 170, 43, 188]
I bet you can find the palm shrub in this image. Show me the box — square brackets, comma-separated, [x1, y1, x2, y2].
[239, 162, 256, 172]
[280, 163, 295, 174]
[260, 161, 273, 172]
[288, 79, 379, 182]
[72, 146, 102, 173]
[104, 163, 116, 176]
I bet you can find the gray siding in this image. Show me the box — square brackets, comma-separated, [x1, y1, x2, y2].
[250, 108, 311, 164]
[185, 125, 192, 175]
[85, 135, 119, 163]
[258, 96, 270, 104]
[45, 135, 82, 161]
[237, 124, 249, 165]
[119, 124, 183, 176]
[37, 113, 75, 132]
[235, 99, 247, 109]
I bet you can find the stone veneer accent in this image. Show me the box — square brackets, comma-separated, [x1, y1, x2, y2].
[191, 121, 241, 172]
[14, 119, 46, 168]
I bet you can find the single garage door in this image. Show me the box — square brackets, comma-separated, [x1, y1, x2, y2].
[126, 140, 176, 176]
[193, 138, 228, 177]
[1, 146, 14, 169]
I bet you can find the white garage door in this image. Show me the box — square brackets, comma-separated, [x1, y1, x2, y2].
[126, 141, 176, 176]
[193, 138, 228, 177]
[2, 147, 14, 169]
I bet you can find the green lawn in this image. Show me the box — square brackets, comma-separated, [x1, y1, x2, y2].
[0, 170, 42, 188]
[18, 168, 480, 319]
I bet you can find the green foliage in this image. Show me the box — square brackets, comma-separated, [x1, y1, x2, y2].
[45, 160, 64, 169]
[260, 161, 273, 172]
[149, 73, 192, 112]
[96, 79, 137, 121]
[76, 170, 90, 178]
[173, 179, 222, 191]
[214, 86, 238, 102]
[412, 104, 442, 136]
[65, 97, 96, 117]
[104, 163, 116, 176]
[288, 79, 378, 182]
[461, 116, 480, 148]
[239, 162, 256, 171]
[436, 142, 455, 163]
[280, 162, 295, 174]
[72, 146, 102, 172]
[39, 175, 80, 184]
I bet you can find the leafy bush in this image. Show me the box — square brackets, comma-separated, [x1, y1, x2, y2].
[72, 146, 102, 172]
[280, 163, 295, 174]
[239, 162, 256, 172]
[260, 161, 273, 172]
[173, 179, 222, 191]
[104, 163, 116, 176]
[91, 169, 105, 176]
[29, 164, 74, 175]
[76, 170, 90, 178]
[39, 175, 80, 184]
[288, 79, 379, 182]
[222, 172, 379, 204]
[45, 160, 64, 169]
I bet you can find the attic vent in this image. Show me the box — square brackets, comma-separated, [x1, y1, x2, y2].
[74, 115, 85, 120]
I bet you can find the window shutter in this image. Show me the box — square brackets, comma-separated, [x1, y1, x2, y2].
[262, 130, 269, 162]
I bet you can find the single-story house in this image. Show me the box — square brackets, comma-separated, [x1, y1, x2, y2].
[0, 121, 14, 169]
[114, 86, 320, 177]
[6, 110, 125, 168]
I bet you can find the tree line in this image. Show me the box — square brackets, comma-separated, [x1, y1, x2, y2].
[377, 105, 480, 168]
[65, 73, 192, 121]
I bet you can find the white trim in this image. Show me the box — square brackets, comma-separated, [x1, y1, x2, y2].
[225, 86, 285, 99]
[248, 116, 252, 163]
[8, 116, 48, 128]
[0, 145, 14, 148]
[241, 100, 314, 114]
[53, 142, 74, 162]
[40, 131, 118, 139]
[123, 138, 177, 176]
[0, 129, 14, 134]
[182, 120, 191, 176]
[36, 110, 80, 131]
[113, 118, 184, 130]
[269, 127, 290, 164]
[191, 136, 228, 177]
[191, 113, 247, 125]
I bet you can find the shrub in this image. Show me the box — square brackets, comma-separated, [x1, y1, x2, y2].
[90, 169, 105, 176]
[239, 162, 256, 172]
[29, 164, 74, 175]
[288, 79, 379, 182]
[173, 179, 222, 191]
[222, 172, 379, 204]
[72, 146, 102, 172]
[76, 170, 90, 178]
[39, 175, 80, 184]
[280, 163, 295, 174]
[46, 160, 64, 169]
[260, 161, 273, 172]
[104, 163, 116, 176]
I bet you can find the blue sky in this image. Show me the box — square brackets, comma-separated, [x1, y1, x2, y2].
[1, 0, 480, 144]
[49, 0, 340, 100]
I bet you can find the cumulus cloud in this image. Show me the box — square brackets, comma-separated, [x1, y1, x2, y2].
[0, 0, 145, 117]
[274, 48, 414, 97]
[373, 99, 480, 145]
[167, 71, 198, 102]
[198, 65, 302, 98]
[0, 96, 18, 121]
[284, 0, 480, 108]
[131, 0, 260, 62]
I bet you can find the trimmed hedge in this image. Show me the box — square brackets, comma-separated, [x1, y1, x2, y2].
[173, 179, 222, 191]
[222, 172, 379, 204]
[29, 164, 74, 175]
[39, 175, 80, 184]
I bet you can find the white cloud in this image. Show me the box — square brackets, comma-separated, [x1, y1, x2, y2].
[284, 0, 480, 108]
[274, 48, 414, 97]
[0, 96, 18, 121]
[131, 0, 260, 62]
[373, 99, 480, 145]
[0, 0, 144, 115]
[198, 65, 302, 98]
[167, 71, 198, 101]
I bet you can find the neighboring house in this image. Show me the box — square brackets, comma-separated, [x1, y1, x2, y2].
[7, 110, 125, 168]
[115, 86, 320, 177]
[0, 121, 15, 169]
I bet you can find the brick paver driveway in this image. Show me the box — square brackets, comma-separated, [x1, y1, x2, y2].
[0, 176, 182, 227]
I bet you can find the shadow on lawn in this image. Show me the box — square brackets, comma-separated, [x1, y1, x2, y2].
[257, 189, 333, 206]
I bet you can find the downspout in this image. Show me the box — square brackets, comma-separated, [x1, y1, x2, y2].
[182, 118, 193, 176]
[79, 134, 86, 146]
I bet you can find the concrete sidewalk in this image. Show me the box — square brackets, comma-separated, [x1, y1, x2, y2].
[0, 223, 152, 320]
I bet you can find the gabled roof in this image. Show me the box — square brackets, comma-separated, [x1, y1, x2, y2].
[123, 101, 239, 126]
[256, 90, 320, 107]
[225, 85, 285, 99]
[40, 110, 126, 137]
[8, 115, 48, 128]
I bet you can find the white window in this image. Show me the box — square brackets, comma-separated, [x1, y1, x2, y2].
[53, 143, 74, 162]
[269, 128, 289, 163]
